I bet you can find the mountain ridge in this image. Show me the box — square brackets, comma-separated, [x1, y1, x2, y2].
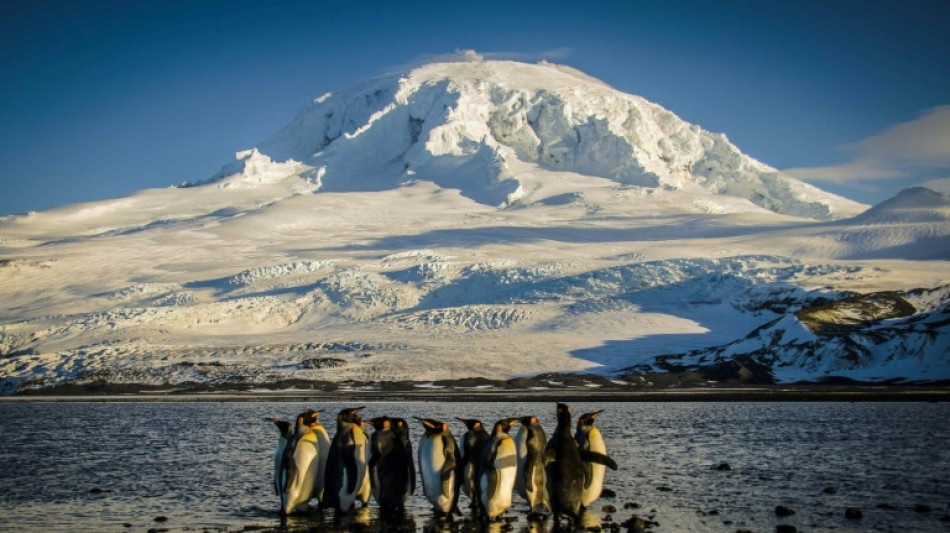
[0, 59, 946, 394]
[242, 59, 865, 219]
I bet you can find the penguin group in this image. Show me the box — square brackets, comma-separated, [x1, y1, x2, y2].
[266, 403, 617, 524]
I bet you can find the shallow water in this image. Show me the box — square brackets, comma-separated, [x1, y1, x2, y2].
[0, 401, 948, 532]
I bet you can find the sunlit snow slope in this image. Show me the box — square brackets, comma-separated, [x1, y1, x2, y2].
[0, 59, 947, 393]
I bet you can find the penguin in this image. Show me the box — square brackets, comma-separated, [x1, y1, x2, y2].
[544, 403, 617, 526]
[323, 406, 370, 513]
[304, 411, 331, 504]
[276, 409, 328, 515]
[356, 419, 372, 508]
[265, 417, 292, 497]
[514, 415, 549, 514]
[368, 416, 413, 517]
[477, 418, 519, 520]
[415, 417, 462, 516]
[456, 418, 489, 508]
[391, 417, 416, 499]
[574, 409, 607, 507]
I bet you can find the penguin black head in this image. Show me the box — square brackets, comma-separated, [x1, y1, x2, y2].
[556, 403, 573, 423]
[577, 410, 604, 430]
[337, 406, 365, 424]
[297, 409, 321, 426]
[414, 417, 448, 435]
[456, 418, 484, 431]
[391, 418, 411, 441]
[265, 417, 293, 437]
[492, 417, 519, 435]
[369, 416, 392, 431]
[518, 415, 540, 427]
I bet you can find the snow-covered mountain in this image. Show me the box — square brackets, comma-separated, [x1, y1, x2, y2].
[0, 59, 946, 394]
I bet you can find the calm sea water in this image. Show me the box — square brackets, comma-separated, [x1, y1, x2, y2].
[0, 401, 948, 533]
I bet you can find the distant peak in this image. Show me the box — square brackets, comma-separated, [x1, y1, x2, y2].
[237, 58, 866, 219]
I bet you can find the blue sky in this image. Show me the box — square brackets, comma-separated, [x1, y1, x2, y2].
[1, 0, 948, 216]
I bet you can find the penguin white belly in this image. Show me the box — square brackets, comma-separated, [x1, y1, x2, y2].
[480, 439, 517, 518]
[338, 427, 369, 510]
[419, 436, 452, 511]
[513, 426, 528, 499]
[313, 426, 331, 502]
[283, 436, 319, 513]
[581, 428, 607, 507]
[356, 429, 371, 505]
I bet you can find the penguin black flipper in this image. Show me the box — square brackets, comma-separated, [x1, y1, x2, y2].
[407, 442, 416, 496]
[440, 433, 457, 499]
[369, 433, 382, 496]
[279, 435, 299, 495]
[267, 417, 293, 436]
[580, 450, 618, 470]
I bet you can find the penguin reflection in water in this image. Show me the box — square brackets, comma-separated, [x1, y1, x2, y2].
[477, 418, 519, 520]
[323, 406, 371, 514]
[270, 409, 331, 515]
[544, 403, 618, 526]
[415, 417, 462, 517]
[368, 416, 415, 517]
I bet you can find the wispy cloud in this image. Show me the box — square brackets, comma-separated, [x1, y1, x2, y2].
[921, 177, 950, 194]
[784, 105, 950, 183]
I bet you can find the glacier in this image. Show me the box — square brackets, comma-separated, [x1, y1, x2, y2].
[0, 59, 947, 394]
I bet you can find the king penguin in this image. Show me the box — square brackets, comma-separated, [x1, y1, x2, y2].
[544, 403, 617, 526]
[392, 417, 416, 500]
[415, 417, 462, 516]
[575, 410, 608, 507]
[368, 417, 413, 517]
[323, 406, 369, 513]
[514, 415, 549, 514]
[276, 409, 328, 515]
[477, 418, 519, 520]
[266, 417, 292, 497]
[356, 418, 372, 508]
[456, 418, 489, 508]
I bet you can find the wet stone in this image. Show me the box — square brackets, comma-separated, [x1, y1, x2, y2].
[915, 504, 933, 513]
[624, 516, 647, 532]
[775, 505, 795, 517]
[845, 507, 863, 519]
[601, 488, 617, 498]
[823, 486, 837, 494]
[775, 525, 797, 533]
[714, 462, 732, 471]
[154, 516, 169, 523]
[603, 505, 618, 513]
[623, 502, 640, 510]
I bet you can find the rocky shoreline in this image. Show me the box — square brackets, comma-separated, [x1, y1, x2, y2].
[3, 375, 948, 402]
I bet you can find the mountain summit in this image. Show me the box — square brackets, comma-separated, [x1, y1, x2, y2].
[223, 59, 863, 219]
[0, 59, 945, 394]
